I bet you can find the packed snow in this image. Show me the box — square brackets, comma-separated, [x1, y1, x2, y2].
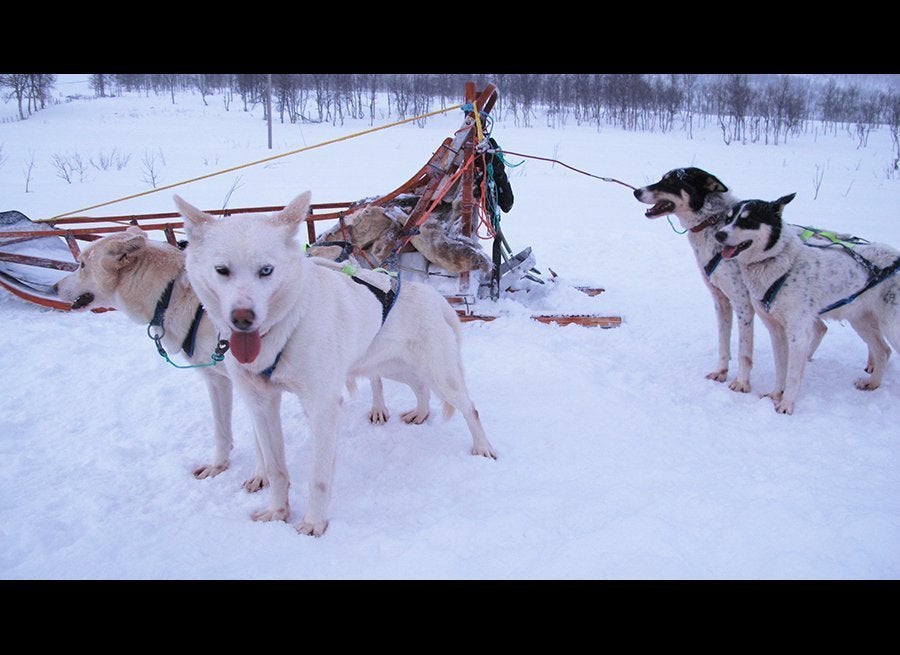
[1, 76, 897, 580]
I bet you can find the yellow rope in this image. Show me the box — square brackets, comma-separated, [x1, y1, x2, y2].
[472, 98, 485, 143]
[40, 103, 464, 222]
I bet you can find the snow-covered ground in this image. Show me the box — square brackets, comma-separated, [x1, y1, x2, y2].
[1, 75, 897, 580]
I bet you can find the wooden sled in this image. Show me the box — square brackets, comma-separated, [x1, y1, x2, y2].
[0, 82, 621, 328]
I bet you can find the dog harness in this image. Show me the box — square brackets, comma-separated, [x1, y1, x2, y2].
[259, 250, 401, 381]
[147, 279, 229, 368]
[757, 228, 900, 314]
[689, 211, 726, 278]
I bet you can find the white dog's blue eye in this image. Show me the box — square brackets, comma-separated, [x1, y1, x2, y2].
[215, 265, 230, 276]
[259, 265, 273, 277]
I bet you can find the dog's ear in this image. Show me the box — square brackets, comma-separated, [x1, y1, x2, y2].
[272, 191, 312, 242]
[273, 191, 312, 229]
[773, 193, 796, 215]
[174, 195, 213, 240]
[704, 174, 728, 193]
[104, 230, 146, 271]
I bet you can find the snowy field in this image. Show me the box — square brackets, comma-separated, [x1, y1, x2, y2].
[1, 75, 898, 580]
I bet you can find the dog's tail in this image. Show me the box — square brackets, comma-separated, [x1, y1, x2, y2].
[441, 297, 463, 346]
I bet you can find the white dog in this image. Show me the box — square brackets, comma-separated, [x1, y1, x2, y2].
[175, 191, 496, 536]
[715, 193, 899, 414]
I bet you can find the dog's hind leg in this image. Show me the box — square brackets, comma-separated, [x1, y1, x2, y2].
[848, 313, 891, 390]
[808, 319, 828, 362]
[424, 363, 496, 459]
[193, 371, 234, 480]
[400, 381, 432, 425]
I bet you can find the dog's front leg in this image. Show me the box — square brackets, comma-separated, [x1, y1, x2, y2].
[707, 287, 733, 383]
[193, 370, 234, 479]
[730, 302, 754, 393]
[758, 315, 787, 402]
[242, 437, 269, 493]
[297, 397, 342, 537]
[368, 376, 389, 424]
[775, 323, 817, 414]
[238, 382, 290, 521]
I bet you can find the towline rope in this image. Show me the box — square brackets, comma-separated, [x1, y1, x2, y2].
[40, 103, 464, 222]
[492, 149, 636, 190]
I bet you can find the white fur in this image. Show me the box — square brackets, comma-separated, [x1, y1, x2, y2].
[716, 196, 899, 414]
[176, 192, 495, 536]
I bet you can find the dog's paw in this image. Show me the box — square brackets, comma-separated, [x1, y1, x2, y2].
[251, 506, 290, 522]
[728, 379, 751, 393]
[706, 369, 728, 383]
[472, 445, 498, 460]
[369, 408, 389, 424]
[193, 462, 228, 479]
[774, 399, 794, 414]
[400, 408, 430, 424]
[296, 518, 328, 537]
[762, 389, 783, 402]
[242, 476, 268, 493]
[855, 377, 880, 391]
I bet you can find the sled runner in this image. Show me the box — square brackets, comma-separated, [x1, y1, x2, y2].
[0, 82, 621, 328]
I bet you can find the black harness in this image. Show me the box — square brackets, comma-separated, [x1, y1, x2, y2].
[761, 272, 790, 313]
[704, 252, 722, 278]
[148, 279, 208, 359]
[690, 212, 726, 279]
[259, 267, 401, 381]
[757, 232, 900, 314]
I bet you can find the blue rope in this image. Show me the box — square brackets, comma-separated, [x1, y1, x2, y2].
[667, 216, 687, 234]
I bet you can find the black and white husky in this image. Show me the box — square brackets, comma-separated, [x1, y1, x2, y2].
[636, 168, 808, 392]
[715, 193, 899, 414]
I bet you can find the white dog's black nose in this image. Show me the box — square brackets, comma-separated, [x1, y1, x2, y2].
[715, 231, 728, 243]
[231, 308, 256, 330]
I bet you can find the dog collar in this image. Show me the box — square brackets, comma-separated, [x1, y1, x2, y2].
[690, 213, 722, 233]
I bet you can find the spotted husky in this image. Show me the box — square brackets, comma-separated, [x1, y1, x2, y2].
[715, 193, 899, 414]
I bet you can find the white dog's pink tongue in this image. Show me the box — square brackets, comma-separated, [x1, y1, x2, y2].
[230, 330, 261, 364]
[722, 245, 736, 259]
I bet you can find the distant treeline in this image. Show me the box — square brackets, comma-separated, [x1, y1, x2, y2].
[4, 73, 899, 160]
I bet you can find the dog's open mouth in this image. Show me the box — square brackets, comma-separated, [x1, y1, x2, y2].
[721, 241, 752, 259]
[644, 200, 675, 218]
[229, 329, 261, 364]
[70, 292, 95, 310]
